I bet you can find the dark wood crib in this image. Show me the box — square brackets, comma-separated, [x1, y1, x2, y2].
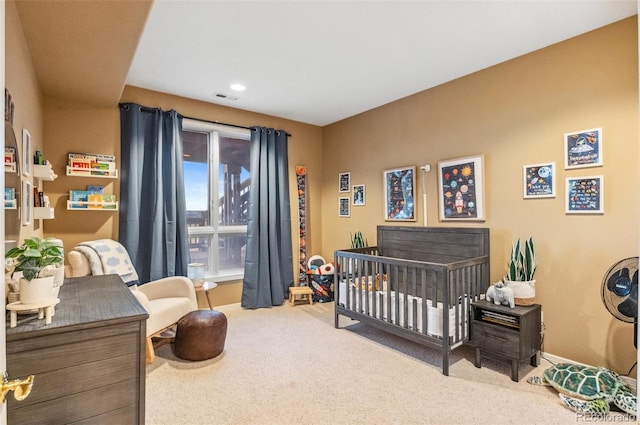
[334, 226, 490, 375]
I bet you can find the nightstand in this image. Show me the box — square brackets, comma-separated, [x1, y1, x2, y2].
[470, 300, 541, 382]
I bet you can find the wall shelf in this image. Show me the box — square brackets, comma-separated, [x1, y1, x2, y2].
[5, 162, 16, 173]
[66, 166, 118, 179]
[66, 200, 118, 211]
[34, 164, 57, 181]
[34, 207, 55, 219]
[5, 199, 16, 209]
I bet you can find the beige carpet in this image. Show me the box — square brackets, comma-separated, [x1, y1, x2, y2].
[145, 302, 626, 425]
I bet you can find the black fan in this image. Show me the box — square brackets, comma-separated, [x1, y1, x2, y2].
[601, 257, 638, 347]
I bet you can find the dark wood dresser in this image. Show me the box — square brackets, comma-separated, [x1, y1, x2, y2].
[6, 275, 148, 424]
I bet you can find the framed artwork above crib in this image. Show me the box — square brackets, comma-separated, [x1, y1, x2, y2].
[437, 154, 485, 221]
[383, 166, 415, 221]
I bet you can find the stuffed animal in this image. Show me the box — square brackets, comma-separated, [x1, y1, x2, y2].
[314, 262, 335, 275]
[486, 281, 515, 308]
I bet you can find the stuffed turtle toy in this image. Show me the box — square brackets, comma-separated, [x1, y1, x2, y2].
[527, 363, 636, 416]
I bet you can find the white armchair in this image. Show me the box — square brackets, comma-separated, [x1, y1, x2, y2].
[67, 244, 198, 363]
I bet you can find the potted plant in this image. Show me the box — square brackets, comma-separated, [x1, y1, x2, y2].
[503, 237, 536, 306]
[6, 237, 64, 304]
[350, 231, 367, 249]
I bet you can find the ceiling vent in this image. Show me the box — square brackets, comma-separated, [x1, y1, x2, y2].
[213, 92, 238, 101]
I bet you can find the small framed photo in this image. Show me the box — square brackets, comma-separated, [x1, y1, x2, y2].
[564, 127, 602, 169]
[22, 179, 31, 226]
[437, 155, 485, 221]
[523, 162, 556, 198]
[338, 197, 350, 217]
[22, 129, 31, 177]
[338, 172, 350, 192]
[384, 166, 416, 221]
[352, 184, 365, 206]
[566, 175, 604, 214]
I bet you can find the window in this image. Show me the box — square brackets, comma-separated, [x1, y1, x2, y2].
[182, 119, 251, 281]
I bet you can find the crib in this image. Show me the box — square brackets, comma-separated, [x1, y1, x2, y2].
[334, 226, 490, 376]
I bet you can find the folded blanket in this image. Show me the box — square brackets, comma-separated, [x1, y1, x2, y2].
[75, 239, 139, 286]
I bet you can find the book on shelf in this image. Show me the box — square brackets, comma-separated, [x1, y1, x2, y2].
[101, 194, 117, 209]
[88, 194, 103, 209]
[70, 190, 117, 209]
[33, 187, 41, 207]
[5, 187, 15, 200]
[87, 185, 104, 194]
[479, 309, 520, 328]
[69, 190, 91, 208]
[5, 147, 15, 164]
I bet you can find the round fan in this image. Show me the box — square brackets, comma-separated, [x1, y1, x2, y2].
[601, 257, 638, 347]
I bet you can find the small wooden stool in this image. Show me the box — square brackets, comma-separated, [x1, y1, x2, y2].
[289, 286, 313, 306]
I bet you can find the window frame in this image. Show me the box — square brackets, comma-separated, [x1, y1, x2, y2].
[182, 118, 251, 282]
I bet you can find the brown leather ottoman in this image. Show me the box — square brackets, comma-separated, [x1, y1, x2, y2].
[174, 310, 227, 361]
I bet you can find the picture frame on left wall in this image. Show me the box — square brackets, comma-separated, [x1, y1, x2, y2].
[22, 179, 31, 226]
[338, 172, 350, 192]
[22, 129, 31, 177]
[338, 197, 350, 217]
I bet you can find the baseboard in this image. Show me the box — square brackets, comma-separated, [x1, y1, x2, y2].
[541, 351, 637, 392]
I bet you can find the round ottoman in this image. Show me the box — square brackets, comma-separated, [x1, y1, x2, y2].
[174, 310, 227, 361]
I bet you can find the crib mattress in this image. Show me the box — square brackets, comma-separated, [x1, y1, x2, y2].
[338, 280, 463, 338]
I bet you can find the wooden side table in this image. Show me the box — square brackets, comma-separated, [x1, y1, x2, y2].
[470, 300, 541, 382]
[194, 281, 218, 310]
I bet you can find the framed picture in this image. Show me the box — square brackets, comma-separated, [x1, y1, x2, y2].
[523, 162, 556, 198]
[338, 172, 350, 192]
[566, 175, 604, 214]
[564, 127, 602, 169]
[338, 197, 350, 217]
[438, 154, 485, 221]
[22, 129, 31, 177]
[383, 166, 415, 221]
[352, 184, 365, 206]
[22, 179, 31, 226]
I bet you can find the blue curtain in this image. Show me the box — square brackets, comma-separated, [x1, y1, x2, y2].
[242, 127, 294, 308]
[118, 103, 189, 283]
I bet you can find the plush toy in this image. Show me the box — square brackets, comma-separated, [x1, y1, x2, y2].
[314, 262, 335, 275]
[486, 281, 515, 308]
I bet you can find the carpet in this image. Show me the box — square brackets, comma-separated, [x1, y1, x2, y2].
[145, 302, 624, 424]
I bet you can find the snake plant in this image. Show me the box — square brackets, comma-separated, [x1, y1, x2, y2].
[350, 231, 367, 249]
[506, 237, 536, 281]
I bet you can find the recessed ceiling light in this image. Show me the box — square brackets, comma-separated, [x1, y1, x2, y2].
[230, 83, 246, 92]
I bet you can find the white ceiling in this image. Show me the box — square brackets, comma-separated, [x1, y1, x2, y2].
[126, 1, 638, 127]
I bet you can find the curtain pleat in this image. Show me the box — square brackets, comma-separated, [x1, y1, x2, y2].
[242, 127, 294, 308]
[119, 103, 189, 283]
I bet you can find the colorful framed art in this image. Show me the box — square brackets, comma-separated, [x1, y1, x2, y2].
[523, 162, 556, 199]
[566, 175, 604, 214]
[564, 127, 602, 169]
[383, 166, 415, 221]
[437, 155, 485, 221]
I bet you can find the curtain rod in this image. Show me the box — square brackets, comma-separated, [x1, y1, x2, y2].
[181, 114, 292, 137]
[119, 105, 292, 137]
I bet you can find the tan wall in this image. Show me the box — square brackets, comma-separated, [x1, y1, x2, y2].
[6, 0, 638, 370]
[40, 86, 323, 307]
[322, 17, 639, 373]
[5, 0, 45, 243]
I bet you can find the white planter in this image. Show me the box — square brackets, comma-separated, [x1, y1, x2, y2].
[503, 278, 536, 306]
[19, 276, 55, 304]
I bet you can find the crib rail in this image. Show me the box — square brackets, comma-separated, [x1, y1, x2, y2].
[334, 247, 489, 376]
